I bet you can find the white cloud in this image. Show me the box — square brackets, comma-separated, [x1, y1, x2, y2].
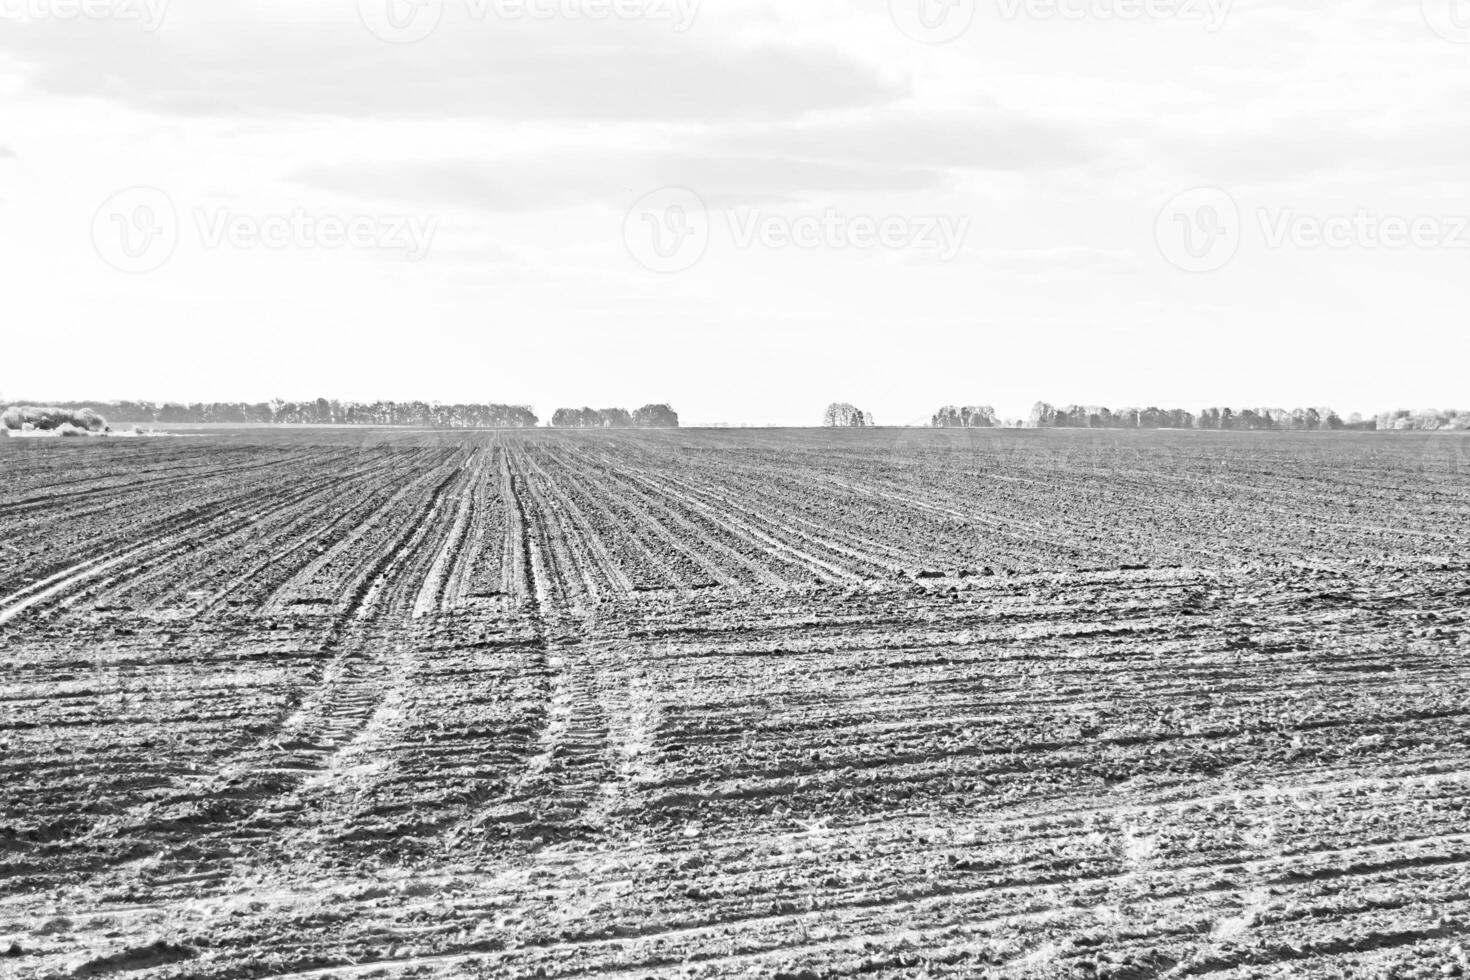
[0, 4, 906, 122]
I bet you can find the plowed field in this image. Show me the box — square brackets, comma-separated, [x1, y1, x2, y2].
[2, 428, 1468, 979]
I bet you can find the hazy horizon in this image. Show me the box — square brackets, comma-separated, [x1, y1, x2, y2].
[3, 391, 1456, 429]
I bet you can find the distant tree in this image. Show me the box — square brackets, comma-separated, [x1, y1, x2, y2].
[551, 407, 603, 428]
[632, 404, 680, 428]
[962, 405, 996, 427]
[502, 405, 540, 428]
[156, 402, 190, 424]
[1, 406, 109, 432]
[823, 403, 871, 427]
[1026, 403, 1196, 429]
[1409, 408, 1455, 430]
[1028, 402, 1058, 428]
[598, 408, 633, 428]
[932, 405, 997, 427]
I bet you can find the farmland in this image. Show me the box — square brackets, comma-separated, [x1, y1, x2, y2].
[2, 427, 1469, 979]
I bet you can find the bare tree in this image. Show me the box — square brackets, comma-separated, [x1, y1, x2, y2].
[823, 403, 871, 427]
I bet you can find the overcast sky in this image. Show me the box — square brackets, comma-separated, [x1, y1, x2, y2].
[2, 0, 1467, 424]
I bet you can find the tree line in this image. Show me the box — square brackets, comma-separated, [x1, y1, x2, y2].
[1375, 409, 1470, 431]
[1038, 404, 1470, 430]
[923, 403, 1470, 431]
[1028, 403, 1380, 431]
[836, 402, 1470, 431]
[931, 405, 1000, 428]
[31, 400, 542, 427]
[29, 400, 687, 429]
[1029, 404, 1237, 429]
[549, 405, 680, 428]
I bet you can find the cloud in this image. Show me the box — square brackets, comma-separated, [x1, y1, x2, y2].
[292, 149, 947, 213]
[972, 246, 1142, 273]
[0, 5, 906, 124]
[1158, 112, 1470, 185]
[288, 105, 1102, 214]
[713, 109, 1104, 174]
